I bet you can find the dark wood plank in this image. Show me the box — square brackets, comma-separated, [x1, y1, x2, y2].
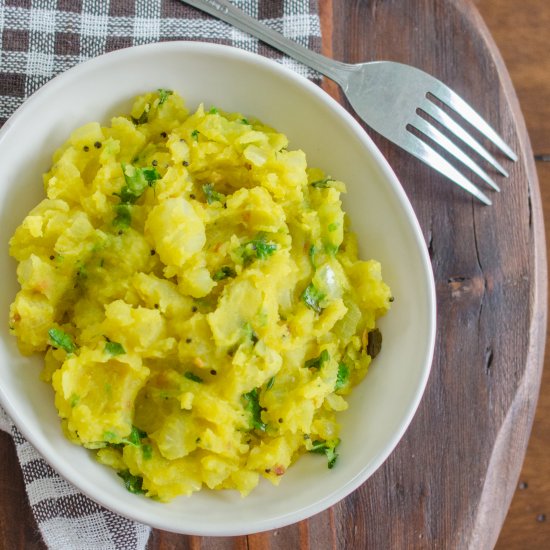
[0, 432, 46, 550]
[325, 0, 546, 549]
[494, 165, 550, 548]
[474, 3, 550, 547]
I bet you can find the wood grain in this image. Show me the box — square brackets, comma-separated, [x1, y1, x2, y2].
[474, 1, 550, 547]
[327, 5, 545, 549]
[0, 1, 548, 549]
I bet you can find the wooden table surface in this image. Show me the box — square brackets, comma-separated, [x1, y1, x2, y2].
[1, 0, 549, 548]
[476, 1, 550, 548]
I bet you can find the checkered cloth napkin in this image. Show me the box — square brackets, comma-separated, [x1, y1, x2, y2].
[0, 1, 321, 549]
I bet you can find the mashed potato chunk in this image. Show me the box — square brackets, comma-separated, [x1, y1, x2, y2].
[9, 90, 391, 500]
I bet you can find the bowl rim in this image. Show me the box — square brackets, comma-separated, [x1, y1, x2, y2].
[0, 40, 437, 535]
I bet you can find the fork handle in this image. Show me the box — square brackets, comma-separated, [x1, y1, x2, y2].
[180, 0, 350, 85]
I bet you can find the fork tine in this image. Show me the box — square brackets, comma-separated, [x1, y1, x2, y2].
[421, 100, 509, 177]
[411, 116, 500, 192]
[429, 84, 518, 162]
[402, 131, 492, 205]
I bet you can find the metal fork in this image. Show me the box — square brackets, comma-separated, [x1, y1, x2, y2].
[181, 0, 518, 205]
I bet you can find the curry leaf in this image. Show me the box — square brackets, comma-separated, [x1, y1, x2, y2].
[367, 329, 383, 359]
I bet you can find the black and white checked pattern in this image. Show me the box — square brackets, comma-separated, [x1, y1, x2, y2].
[0, 1, 321, 548]
[0, 0, 322, 127]
[11, 424, 150, 550]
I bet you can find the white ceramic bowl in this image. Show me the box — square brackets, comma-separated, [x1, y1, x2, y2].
[0, 42, 436, 536]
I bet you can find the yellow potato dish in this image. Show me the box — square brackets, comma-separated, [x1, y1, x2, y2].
[8, 90, 391, 500]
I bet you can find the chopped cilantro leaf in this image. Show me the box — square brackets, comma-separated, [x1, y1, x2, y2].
[122, 426, 147, 447]
[208, 106, 219, 114]
[241, 118, 250, 125]
[191, 129, 200, 140]
[324, 243, 340, 256]
[301, 283, 325, 313]
[117, 470, 146, 494]
[76, 263, 88, 280]
[266, 376, 275, 390]
[69, 394, 80, 408]
[117, 163, 160, 204]
[328, 222, 339, 232]
[326, 445, 339, 469]
[157, 88, 173, 105]
[105, 426, 147, 448]
[309, 439, 340, 469]
[115, 186, 137, 205]
[335, 362, 350, 391]
[142, 167, 161, 183]
[239, 233, 277, 264]
[192, 296, 216, 313]
[105, 340, 126, 356]
[113, 203, 131, 228]
[253, 235, 277, 260]
[309, 440, 328, 453]
[142, 444, 153, 460]
[131, 109, 149, 125]
[213, 265, 237, 281]
[48, 328, 76, 354]
[305, 349, 329, 370]
[242, 388, 266, 432]
[184, 372, 203, 383]
[103, 430, 118, 443]
[311, 177, 335, 188]
[242, 322, 259, 344]
[308, 244, 317, 267]
[202, 183, 226, 204]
